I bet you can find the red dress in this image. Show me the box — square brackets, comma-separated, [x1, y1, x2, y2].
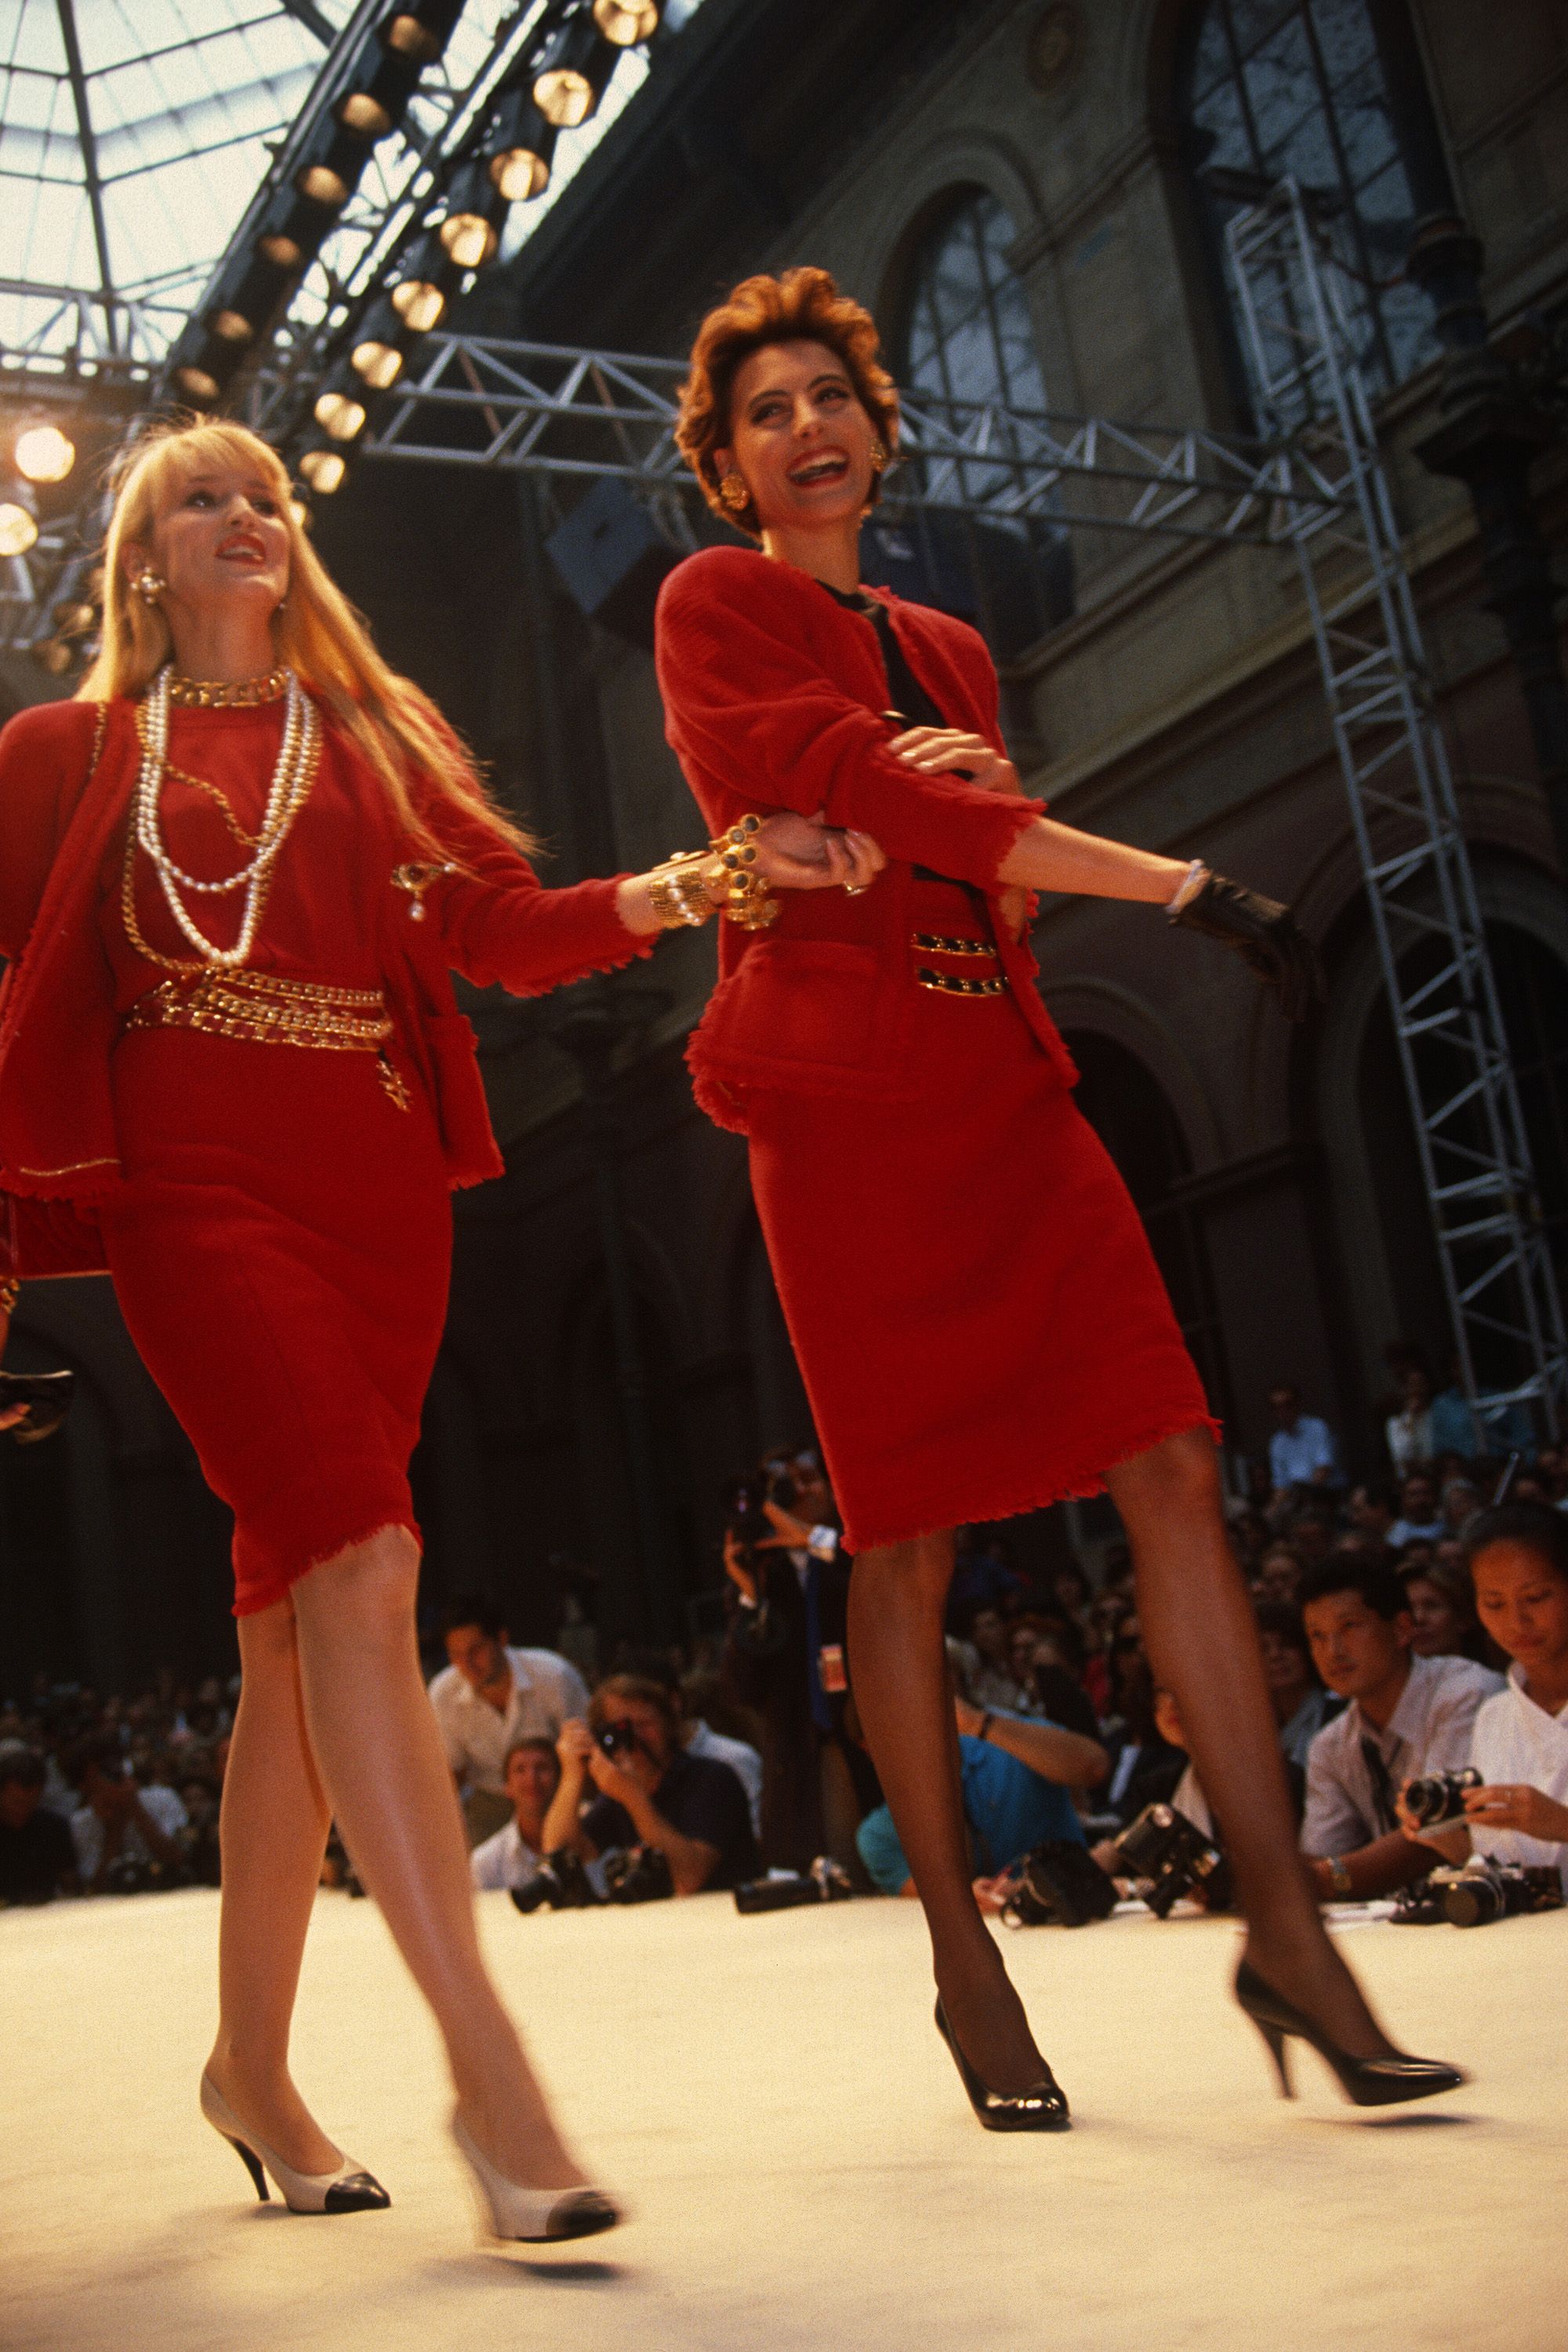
[0, 696, 647, 1617]
[656, 548, 1214, 1552]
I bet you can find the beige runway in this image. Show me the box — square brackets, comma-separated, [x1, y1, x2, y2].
[1, 1885, 1562, 2352]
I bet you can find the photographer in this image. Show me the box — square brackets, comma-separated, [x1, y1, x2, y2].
[857, 1650, 1106, 1901]
[1299, 1558, 1501, 1902]
[67, 1737, 188, 1894]
[1396, 1503, 1568, 1892]
[470, 1736, 569, 1896]
[0, 1743, 78, 1905]
[543, 1675, 759, 1896]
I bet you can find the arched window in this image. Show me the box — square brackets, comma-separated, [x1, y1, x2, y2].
[880, 188, 1071, 655]
[1178, 0, 1438, 413]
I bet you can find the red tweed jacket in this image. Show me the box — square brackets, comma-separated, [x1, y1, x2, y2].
[654, 546, 1077, 1133]
[0, 695, 647, 1278]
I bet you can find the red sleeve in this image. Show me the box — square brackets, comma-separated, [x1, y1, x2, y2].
[655, 553, 1040, 889]
[412, 788, 654, 997]
[0, 700, 102, 962]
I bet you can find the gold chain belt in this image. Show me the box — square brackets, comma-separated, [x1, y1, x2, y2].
[122, 971, 411, 1108]
[911, 928, 1004, 998]
[912, 931, 997, 959]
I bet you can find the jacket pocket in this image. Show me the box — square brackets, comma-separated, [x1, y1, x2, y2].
[423, 1011, 499, 1171]
[692, 938, 913, 1094]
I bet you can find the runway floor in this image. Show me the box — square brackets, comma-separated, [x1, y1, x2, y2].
[1, 1883, 1563, 2352]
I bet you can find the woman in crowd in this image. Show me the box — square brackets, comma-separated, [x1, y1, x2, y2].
[0, 419, 874, 2241]
[1254, 1601, 1330, 1772]
[1400, 1501, 1568, 1889]
[655, 266, 1461, 2127]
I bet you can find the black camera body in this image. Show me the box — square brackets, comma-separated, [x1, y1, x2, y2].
[734, 1857, 855, 1914]
[510, 1848, 603, 1913]
[723, 1461, 794, 1565]
[1392, 1859, 1563, 1927]
[601, 1843, 674, 1904]
[596, 1721, 640, 1760]
[1113, 1802, 1232, 1918]
[1001, 1838, 1119, 1929]
[1403, 1766, 1483, 1834]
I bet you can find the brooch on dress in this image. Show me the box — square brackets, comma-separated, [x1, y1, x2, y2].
[391, 862, 456, 920]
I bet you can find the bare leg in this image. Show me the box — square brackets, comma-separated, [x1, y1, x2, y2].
[204, 1597, 341, 2173]
[1107, 1427, 1394, 2058]
[289, 1526, 589, 2190]
[847, 1531, 1048, 2092]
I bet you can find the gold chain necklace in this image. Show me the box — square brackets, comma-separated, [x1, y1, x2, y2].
[167, 667, 289, 709]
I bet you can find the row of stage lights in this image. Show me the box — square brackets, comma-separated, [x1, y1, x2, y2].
[165, 0, 662, 501]
[0, 423, 90, 674]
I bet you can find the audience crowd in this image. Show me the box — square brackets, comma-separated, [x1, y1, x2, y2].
[6, 1368, 1568, 1925]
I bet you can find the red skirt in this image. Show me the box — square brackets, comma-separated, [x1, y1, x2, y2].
[746, 883, 1215, 1552]
[98, 1025, 451, 1617]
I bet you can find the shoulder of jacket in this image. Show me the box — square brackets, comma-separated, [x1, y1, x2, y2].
[658, 543, 807, 616]
[0, 696, 106, 757]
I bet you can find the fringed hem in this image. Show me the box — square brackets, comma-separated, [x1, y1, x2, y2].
[838, 1413, 1223, 1554]
[509, 927, 659, 1002]
[232, 1514, 421, 1618]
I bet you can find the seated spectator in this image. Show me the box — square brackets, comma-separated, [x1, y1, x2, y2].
[1385, 1365, 1434, 1479]
[857, 1653, 1107, 1899]
[1428, 1356, 1535, 1464]
[1266, 1384, 1343, 1506]
[545, 1675, 758, 1895]
[1288, 1512, 1336, 1570]
[1047, 1560, 1092, 1624]
[470, 1736, 567, 1895]
[621, 1650, 765, 1841]
[68, 1738, 188, 1893]
[1399, 1503, 1568, 1892]
[0, 1743, 77, 1905]
[427, 1593, 589, 1847]
[1225, 1504, 1271, 1577]
[1252, 1541, 1305, 1606]
[1399, 1556, 1485, 1662]
[1298, 1557, 1502, 1901]
[1347, 1480, 1398, 1553]
[174, 1769, 223, 1887]
[1440, 1476, 1483, 1539]
[1093, 1654, 1188, 1828]
[1388, 1472, 1446, 1549]
[955, 1600, 1031, 1713]
[1255, 1599, 1333, 1768]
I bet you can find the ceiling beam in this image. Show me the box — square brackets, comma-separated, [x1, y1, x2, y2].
[53, 0, 117, 351]
[274, 0, 339, 42]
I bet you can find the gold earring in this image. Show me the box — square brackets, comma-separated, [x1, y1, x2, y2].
[134, 569, 165, 606]
[869, 441, 887, 475]
[717, 471, 750, 514]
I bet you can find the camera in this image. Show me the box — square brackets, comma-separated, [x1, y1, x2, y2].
[1402, 1766, 1483, 1834]
[734, 1857, 855, 1914]
[1442, 1860, 1563, 1929]
[1000, 1838, 1119, 1928]
[596, 1721, 640, 1760]
[510, 1849, 603, 1914]
[1112, 1802, 1232, 1918]
[601, 1843, 673, 1904]
[723, 1460, 795, 1568]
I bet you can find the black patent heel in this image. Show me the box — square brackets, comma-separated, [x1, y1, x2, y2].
[1234, 1960, 1465, 2108]
[223, 2132, 271, 2202]
[934, 1998, 1071, 2133]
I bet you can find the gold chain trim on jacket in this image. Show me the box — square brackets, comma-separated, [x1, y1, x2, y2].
[122, 971, 411, 1108]
[914, 967, 1007, 998]
[911, 931, 998, 959]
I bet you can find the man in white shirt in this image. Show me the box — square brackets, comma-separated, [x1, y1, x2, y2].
[1387, 1470, 1446, 1550]
[470, 1737, 562, 1894]
[1266, 1385, 1342, 1501]
[428, 1593, 589, 1844]
[70, 1741, 188, 1890]
[1299, 1558, 1501, 1900]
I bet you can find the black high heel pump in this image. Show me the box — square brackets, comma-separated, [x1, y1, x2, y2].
[1234, 1960, 1465, 2108]
[934, 1999, 1071, 2132]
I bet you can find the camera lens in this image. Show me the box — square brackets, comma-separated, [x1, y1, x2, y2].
[1443, 1875, 1504, 1929]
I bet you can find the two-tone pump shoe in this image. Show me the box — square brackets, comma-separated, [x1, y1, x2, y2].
[200, 2074, 390, 2213]
[1234, 1960, 1466, 2107]
[451, 2111, 620, 2245]
[935, 1998, 1072, 2132]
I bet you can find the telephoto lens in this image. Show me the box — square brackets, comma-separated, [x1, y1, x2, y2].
[1403, 1766, 1483, 1831]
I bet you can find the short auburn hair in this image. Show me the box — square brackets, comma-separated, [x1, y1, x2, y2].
[674, 266, 900, 539]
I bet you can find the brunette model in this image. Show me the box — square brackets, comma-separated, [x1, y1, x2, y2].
[0, 419, 878, 2239]
[654, 269, 1463, 2126]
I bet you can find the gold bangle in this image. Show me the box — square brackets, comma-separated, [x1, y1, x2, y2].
[0, 1278, 19, 1318]
[708, 815, 779, 931]
[646, 850, 719, 929]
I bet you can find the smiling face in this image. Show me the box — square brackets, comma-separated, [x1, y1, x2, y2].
[123, 460, 291, 644]
[715, 339, 881, 540]
[504, 1741, 561, 1841]
[1470, 1540, 1568, 1693]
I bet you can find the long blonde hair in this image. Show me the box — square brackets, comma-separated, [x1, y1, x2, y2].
[78, 418, 536, 859]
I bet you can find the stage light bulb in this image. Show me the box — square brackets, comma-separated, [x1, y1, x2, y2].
[390, 278, 445, 332]
[259, 232, 303, 270]
[174, 365, 221, 405]
[338, 92, 394, 138]
[299, 449, 346, 495]
[289, 499, 312, 532]
[439, 212, 498, 269]
[296, 163, 350, 209]
[533, 67, 596, 129]
[593, 0, 659, 42]
[35, 637, 74, 675]
[210, 309, 253, 344]
[384, 13, 441, 61]
[52, 599, 96, 637]
[0, 503, 39, 557]
[314, 390, 367, 441]
[490, 147, 550, 202]
[15, 424, 75, 483]
[351, 338, 403, 389]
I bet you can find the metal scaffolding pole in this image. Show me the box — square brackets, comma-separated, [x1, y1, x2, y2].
[1225, 180, 1567, 1436]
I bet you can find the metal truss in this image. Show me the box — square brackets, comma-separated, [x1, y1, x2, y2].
[256, 326, 1352, 546]
[1227, 180, 1567, 1433]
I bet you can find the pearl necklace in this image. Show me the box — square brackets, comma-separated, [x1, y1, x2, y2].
[133, 664, 318, 970]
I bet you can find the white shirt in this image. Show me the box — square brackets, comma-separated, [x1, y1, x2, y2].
[1301, 1652, 1503, 1857]
[1385, 1407, 1433, 1477]
[685, 1719, 764, 1838]
[470, 1819, 546, 1893]
[71, 1782, 187, 1881]
[427, 1646, 589, 1795]
[1469, 1665, 1568, 1893]
[1171, 1761, 1214, 1842]
[1269, 1414, 1339, 1490]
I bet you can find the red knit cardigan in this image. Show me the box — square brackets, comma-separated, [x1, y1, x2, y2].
[0, 695, 647, 1279]
[653, 546, 1077, 1133]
